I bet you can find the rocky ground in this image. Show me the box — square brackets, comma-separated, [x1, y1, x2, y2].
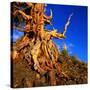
[11, 47, 88, 88]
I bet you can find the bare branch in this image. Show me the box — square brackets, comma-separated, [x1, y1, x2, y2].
[63, 13, 73, 35]
[44, 9, 52, 20]
[49, 30, 65, 39]
[13, 10, 32, 20]
[49, 13, 73, 39]
[26, 2, 33, 7]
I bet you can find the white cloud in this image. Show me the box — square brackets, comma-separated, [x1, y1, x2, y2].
[67, 43, 74, 49]
[66, 43, 74, 55]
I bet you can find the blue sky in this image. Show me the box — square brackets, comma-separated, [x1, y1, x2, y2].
[12, 4, 88, 62]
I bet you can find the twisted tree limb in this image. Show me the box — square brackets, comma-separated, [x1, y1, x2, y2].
[63, 13, 73, 35]
[46, 13, 73, 39]
[13, 10, 32, 20]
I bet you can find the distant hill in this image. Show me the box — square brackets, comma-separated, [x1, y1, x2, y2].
[58, 49, 87, 85]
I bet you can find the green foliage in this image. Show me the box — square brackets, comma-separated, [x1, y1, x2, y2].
[61, 49, 68, 56]
[70, 56, 80, 64]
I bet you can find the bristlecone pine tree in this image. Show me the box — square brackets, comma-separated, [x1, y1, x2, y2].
[11, 2, 87, 88]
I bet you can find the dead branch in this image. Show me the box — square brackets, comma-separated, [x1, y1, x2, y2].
[43, 9, 52, 20]
[63, 13, 73, 35]
[26, 2, 33, 7]
[13, 10, 32, 20]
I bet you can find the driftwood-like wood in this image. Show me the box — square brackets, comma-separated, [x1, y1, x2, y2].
[12, 2, 72, 86]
